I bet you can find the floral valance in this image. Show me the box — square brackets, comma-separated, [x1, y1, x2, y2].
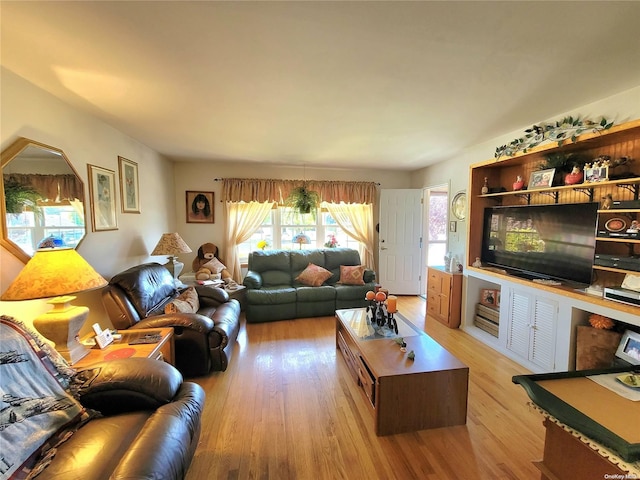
[4, 173, 83, 202]
[221, 178, 377, 205]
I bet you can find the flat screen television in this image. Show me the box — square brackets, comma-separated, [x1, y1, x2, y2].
[481, 202, 599, 285]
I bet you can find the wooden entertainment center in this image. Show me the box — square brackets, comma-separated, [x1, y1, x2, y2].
[463, 119, 640, 373]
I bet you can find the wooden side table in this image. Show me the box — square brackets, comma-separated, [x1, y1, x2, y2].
[73, 327, 174, 369]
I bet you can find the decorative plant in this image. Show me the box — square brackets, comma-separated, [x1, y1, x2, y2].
[538, 152, 588, 174]
[3, 177, 43, 215]
[588, 314, 615, 330]
[285, 184, 320, 220]
[495, 116, 614, 159]
[257, 239, 270, 250]
[324, 234, 339, 248]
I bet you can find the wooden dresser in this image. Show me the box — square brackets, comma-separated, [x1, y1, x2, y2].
[426, 266, 462, 328]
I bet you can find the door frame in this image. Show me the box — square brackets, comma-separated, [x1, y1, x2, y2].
[420, 182, 450, 296]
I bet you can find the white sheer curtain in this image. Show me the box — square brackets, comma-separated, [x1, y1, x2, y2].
[324, 202, 375, 269]
[224, 201, 275, 282]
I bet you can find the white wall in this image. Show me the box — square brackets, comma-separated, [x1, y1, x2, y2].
[1, 68, 176, 331]
[170, 161, 412, 265]
[411, 85, 640, 265]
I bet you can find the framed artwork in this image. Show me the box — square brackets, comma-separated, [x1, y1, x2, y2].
[118, 156, 140, 213]
[87, 164, 118, 231]
[528, 168, 555, 190]
[480, 288, 498, 308]
[584, 165, 609, 183]
[186, 191, 214, 223]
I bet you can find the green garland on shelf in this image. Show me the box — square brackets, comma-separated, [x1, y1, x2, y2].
[495, 116, 614, 159]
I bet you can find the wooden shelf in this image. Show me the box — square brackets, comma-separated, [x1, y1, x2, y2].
[478, 177, 640, 204]
[595, 237, 640, 244]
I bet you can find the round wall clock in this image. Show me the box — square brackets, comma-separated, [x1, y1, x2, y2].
[451, 191, 467, 220]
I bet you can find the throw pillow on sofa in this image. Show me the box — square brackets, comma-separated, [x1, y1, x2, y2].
[338, 265, 366, 285]
[165, 286, 200, 313]
[296, 263, 332, 287]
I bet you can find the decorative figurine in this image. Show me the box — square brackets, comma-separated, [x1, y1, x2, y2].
[512, 175, 524, 191]
[481, 177, 489, 195]
[407, 350, 415, 360]
[472, 257, 482, 268]
[564, 165, 584, 185]
[628, 220, 639, 233]
[601, 193, 613, 210]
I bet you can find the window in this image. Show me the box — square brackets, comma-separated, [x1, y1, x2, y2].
[238, 206, 361, 263]
[6, 204, 84, 255]
[426, 190, 448, 266]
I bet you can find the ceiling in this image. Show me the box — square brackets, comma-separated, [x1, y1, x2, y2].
[2, 1, 639, 170]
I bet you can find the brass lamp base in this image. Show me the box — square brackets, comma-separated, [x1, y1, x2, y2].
[33, 295, 90, 364]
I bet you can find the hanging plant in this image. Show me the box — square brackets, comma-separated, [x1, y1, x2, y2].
[3, 177, 43, 215]
[285, 184, 320, 220]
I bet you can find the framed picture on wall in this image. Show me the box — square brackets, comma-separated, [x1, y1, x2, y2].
[186, 191, 214, 223]
[118, 156, 140, 213]
[87, 164, 118, 231]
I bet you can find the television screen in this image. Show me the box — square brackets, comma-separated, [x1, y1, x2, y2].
[481, 202, 599, 285]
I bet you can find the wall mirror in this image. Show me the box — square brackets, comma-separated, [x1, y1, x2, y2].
[1, 137, 86, 263]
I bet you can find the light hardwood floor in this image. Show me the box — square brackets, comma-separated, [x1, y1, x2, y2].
[186, 296, 545, 479]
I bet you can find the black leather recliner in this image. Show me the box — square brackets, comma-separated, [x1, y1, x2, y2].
[101, 262, 240, 377]
[39, 358, 204, 480]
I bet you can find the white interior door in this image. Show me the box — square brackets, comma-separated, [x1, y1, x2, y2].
[378, 189, 423, 294]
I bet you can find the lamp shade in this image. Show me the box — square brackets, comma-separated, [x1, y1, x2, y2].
[293, 233, 311, 245]
[151, 233, 192, 256]
[1, 248, 107, 301]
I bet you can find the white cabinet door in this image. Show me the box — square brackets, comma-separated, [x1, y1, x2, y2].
[530, 298, 558, 371]
[507, 290, 531, 360]
[506, 289, 558, 371]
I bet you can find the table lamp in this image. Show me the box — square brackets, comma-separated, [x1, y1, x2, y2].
[1, 248, 108, 364]
[293, 233, 311, 250]
[151, 233, 192, 285]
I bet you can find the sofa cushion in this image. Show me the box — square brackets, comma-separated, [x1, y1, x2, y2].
[296, 285, 337, 302]
[0, 316, 91, 479]
[338, 265, 366, 285]
[295, 263, 332, 287]
[245, 287, 297, 305]
[164, 286, 200, 313]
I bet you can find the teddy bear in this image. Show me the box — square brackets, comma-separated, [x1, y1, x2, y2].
[192, 242, 232, 281]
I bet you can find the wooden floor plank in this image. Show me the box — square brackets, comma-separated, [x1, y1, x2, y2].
[186, 296, 544, 480]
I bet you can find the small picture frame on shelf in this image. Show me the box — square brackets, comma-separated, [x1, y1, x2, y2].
[480, 288, 498, 308]
[584, 165, 609, 183]
[528, 168, 555, 190]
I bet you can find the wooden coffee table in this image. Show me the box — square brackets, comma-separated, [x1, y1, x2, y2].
[336, 308, 469, 435]
[73, 327, 174, 369]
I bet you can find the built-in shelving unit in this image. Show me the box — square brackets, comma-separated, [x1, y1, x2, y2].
[463, 119, 640, 373]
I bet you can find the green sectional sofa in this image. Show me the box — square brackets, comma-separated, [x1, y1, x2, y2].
[243, 248, 376, 322]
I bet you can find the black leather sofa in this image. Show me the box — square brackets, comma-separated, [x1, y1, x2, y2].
[38, 358, 204, 480]
[243, 248, 376, 322]
[102, 262, 240, 377]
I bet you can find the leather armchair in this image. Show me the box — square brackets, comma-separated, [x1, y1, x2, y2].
[102, 262, 240, 377]
[39, 358, 204, 480]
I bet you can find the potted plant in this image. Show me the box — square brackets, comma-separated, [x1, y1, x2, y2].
[3, 178, 43, 215]
[285, 184, 320, 218]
